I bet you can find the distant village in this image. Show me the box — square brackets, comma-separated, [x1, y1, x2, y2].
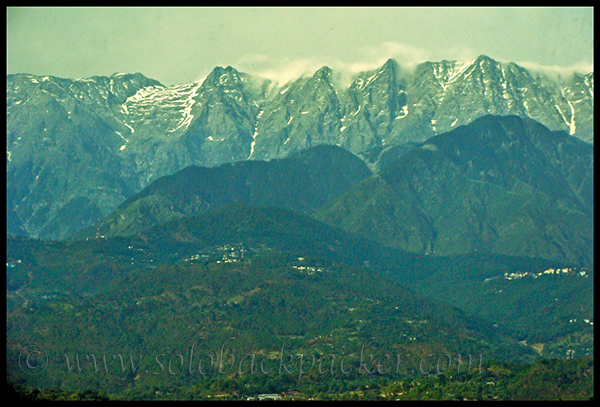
[181, 244, 332, 275]
[182, 243, 266, 264]
[502, 267, 588, 281]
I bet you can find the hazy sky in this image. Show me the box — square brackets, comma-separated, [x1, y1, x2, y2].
[6, 7, 594, 86]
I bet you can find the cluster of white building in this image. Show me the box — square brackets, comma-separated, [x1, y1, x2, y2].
[569, 318, 593, 326]
[503, 267, 588, 280]
[292, 265, 328, 275]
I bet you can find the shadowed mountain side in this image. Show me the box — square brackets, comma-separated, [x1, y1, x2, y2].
[315, 115, 593, 265]
[72, 145, 372, 239]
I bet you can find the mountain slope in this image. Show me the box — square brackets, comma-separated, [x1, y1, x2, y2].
[249, 66, 343, 160]
[6, 56, 594, 238]
[397, 56, 593, 144]
[74, 145, 372, 238]
[315, 115, 594, 264]
[7, 57, 593, 239]
[6, 73, 163, 239]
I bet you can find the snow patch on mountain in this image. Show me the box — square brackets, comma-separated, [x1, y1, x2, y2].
[567, 100, 577, 135]
[248, 109, 264, 159]
[170, 82, 202, 133]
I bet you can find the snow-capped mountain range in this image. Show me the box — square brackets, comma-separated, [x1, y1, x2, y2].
[6, 55, 594, 239]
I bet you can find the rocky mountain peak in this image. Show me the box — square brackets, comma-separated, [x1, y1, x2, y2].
[201, 65, 248, 91]
[474, 54, 499, 66]
[313, 65, 333, 80]
[378, 58, 400, 79]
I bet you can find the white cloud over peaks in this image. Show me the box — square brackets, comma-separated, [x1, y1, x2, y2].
[360, 41, 432, 69]
[232, 40, 595, 92]
[237, 54, 327, 87]
[516, 60, 594, 81]
[235, 41, 435, 89]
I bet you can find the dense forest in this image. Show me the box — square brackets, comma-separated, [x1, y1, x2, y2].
[6, 202, 594, 400]
[8, 355, 595, 400]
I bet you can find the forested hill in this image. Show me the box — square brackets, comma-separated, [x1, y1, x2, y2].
[316, 115, 594, 265]
[73, 145, 372, 239]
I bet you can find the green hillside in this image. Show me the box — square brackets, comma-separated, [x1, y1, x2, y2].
[73, 144, 372, 239]
[316, 115, 594, 265]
